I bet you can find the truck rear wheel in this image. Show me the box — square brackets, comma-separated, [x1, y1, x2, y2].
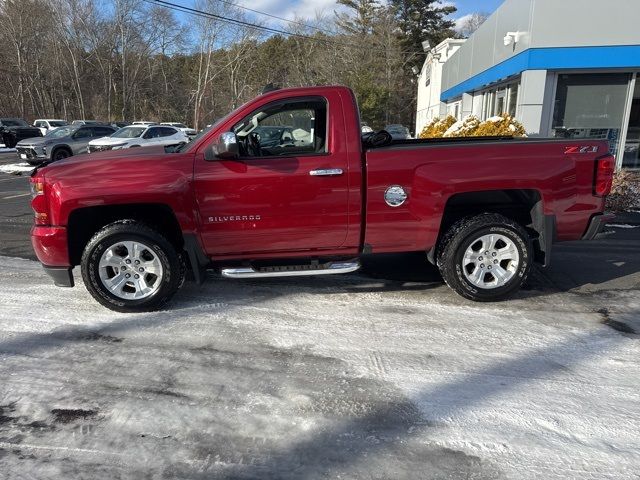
[436, 213, 532, 302]
[81, 220, 184, 312]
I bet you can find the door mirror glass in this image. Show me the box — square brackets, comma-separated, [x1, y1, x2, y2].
[209, 131, 239, 160]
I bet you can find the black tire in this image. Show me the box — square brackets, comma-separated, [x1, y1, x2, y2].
[81, 220, 184, 312]
[52, 148, 71, 161]
[436, 213, 532, 302]
[3, 133, 17, 148]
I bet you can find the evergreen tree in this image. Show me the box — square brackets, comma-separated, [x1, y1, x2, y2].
[391, 0, 457, 69]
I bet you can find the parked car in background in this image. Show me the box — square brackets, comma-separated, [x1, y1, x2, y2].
[161, 122, 197, 138]
[361, 123, 374, 134]
[132, 121, 158, 126]
[384, 124, 412, 140]
[16, 124, 115, 164]
[0, 118, 42, 148]
[87, 124, 188, 153]
[71, 120, 102, 125]
[33, 119, 68, 136]
[110, 121, 130, 129]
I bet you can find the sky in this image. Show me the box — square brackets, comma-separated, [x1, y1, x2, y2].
[229, 0, 506, 28]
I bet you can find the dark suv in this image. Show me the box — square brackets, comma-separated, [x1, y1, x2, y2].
[0, 118, 42, 148]
[15, 124, 116, 164]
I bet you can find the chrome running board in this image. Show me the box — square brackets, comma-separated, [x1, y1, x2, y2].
[221, 260, 360, 279]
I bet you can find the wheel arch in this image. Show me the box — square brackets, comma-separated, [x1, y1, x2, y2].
[51, 144, 72, 158]
[67, 203, 185, 267]
[427, 189, 554, 266]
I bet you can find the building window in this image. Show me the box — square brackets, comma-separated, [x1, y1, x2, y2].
[622, 80, 640, 169]
[480, 81, 519, 120]
[552, 73, 630, 158]
[508, 83, 518, 117]
[447, 101, 461, 118]
[424, 63, 432, 87]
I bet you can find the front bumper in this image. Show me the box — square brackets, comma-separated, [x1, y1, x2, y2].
[582, 213, 615, 240]
[31, 226, 70, 265]
[16, 146, 48, 161]
[31, 225, 74, 287]
[87, 144, 114, 153]
[43, 266, 74, 287]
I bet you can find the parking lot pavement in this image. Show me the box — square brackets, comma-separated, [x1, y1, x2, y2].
[0, 154, 34, 260]
[0, 162, 639, 479]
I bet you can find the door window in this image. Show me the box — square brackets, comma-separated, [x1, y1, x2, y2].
[143, 127, 160, 139]
[92, 127, 115, 137]
[158, 127, 177, 137]
[73, 128, 92, 139]
[232, 98, 327, 158]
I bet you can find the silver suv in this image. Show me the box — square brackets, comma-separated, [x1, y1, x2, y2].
[16, 124, 115, 164]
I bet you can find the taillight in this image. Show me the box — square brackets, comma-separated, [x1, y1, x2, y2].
[594, 155, 615, 197]
[30, 176, 49, 224]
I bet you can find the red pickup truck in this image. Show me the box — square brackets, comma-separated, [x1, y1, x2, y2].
[30, 86, 614, 312]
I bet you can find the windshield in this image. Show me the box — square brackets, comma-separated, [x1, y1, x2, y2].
[2, 119, 27, 127]
[176, 116, 229, 153]
[49, 121, 68, 127]
[46, 126, 76, 138]
[112, 126, 145, 138]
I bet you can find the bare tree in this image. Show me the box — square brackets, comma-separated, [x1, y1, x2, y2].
[457, 12, 489, 38]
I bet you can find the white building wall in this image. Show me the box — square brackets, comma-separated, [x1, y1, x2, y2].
[415, 39, 465, 134]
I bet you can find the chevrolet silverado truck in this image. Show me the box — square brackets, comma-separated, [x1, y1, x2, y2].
[30, 86, 614, 312]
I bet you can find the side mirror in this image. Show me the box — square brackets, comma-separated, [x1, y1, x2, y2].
[206, 131, 239, 161]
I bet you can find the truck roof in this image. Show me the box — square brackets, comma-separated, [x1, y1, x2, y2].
[256, 85, 354, 100]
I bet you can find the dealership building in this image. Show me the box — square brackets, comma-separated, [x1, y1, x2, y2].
[416, 0, 640, 170]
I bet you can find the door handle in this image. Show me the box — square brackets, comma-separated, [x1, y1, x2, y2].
[309, 168, 343, 176]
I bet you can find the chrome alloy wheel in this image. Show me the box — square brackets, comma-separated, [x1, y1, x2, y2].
[98, 241, 164, 300]
[461, 233, 520, 289]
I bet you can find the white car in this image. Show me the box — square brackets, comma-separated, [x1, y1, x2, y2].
[161, 122, 197, 137]
[33, 119, 68, 136]
[87, 125, 188, 153]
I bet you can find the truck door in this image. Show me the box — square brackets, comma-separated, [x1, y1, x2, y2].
[194, 96, 352, 256]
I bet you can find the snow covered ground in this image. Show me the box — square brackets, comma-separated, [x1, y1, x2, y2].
[0, 162, 34, 175]
[0, 256, 638, 479]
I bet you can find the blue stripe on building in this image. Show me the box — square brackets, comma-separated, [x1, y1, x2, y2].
[441, 45, 640, 102]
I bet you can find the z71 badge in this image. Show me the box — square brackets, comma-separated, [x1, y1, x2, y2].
[564, 145, 599, 154]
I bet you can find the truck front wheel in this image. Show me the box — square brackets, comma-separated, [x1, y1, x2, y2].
[81, 221, 184, 312]
[436, 213, 532, 302]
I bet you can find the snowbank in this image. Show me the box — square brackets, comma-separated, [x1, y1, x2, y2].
[0, 162, 34, 174]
